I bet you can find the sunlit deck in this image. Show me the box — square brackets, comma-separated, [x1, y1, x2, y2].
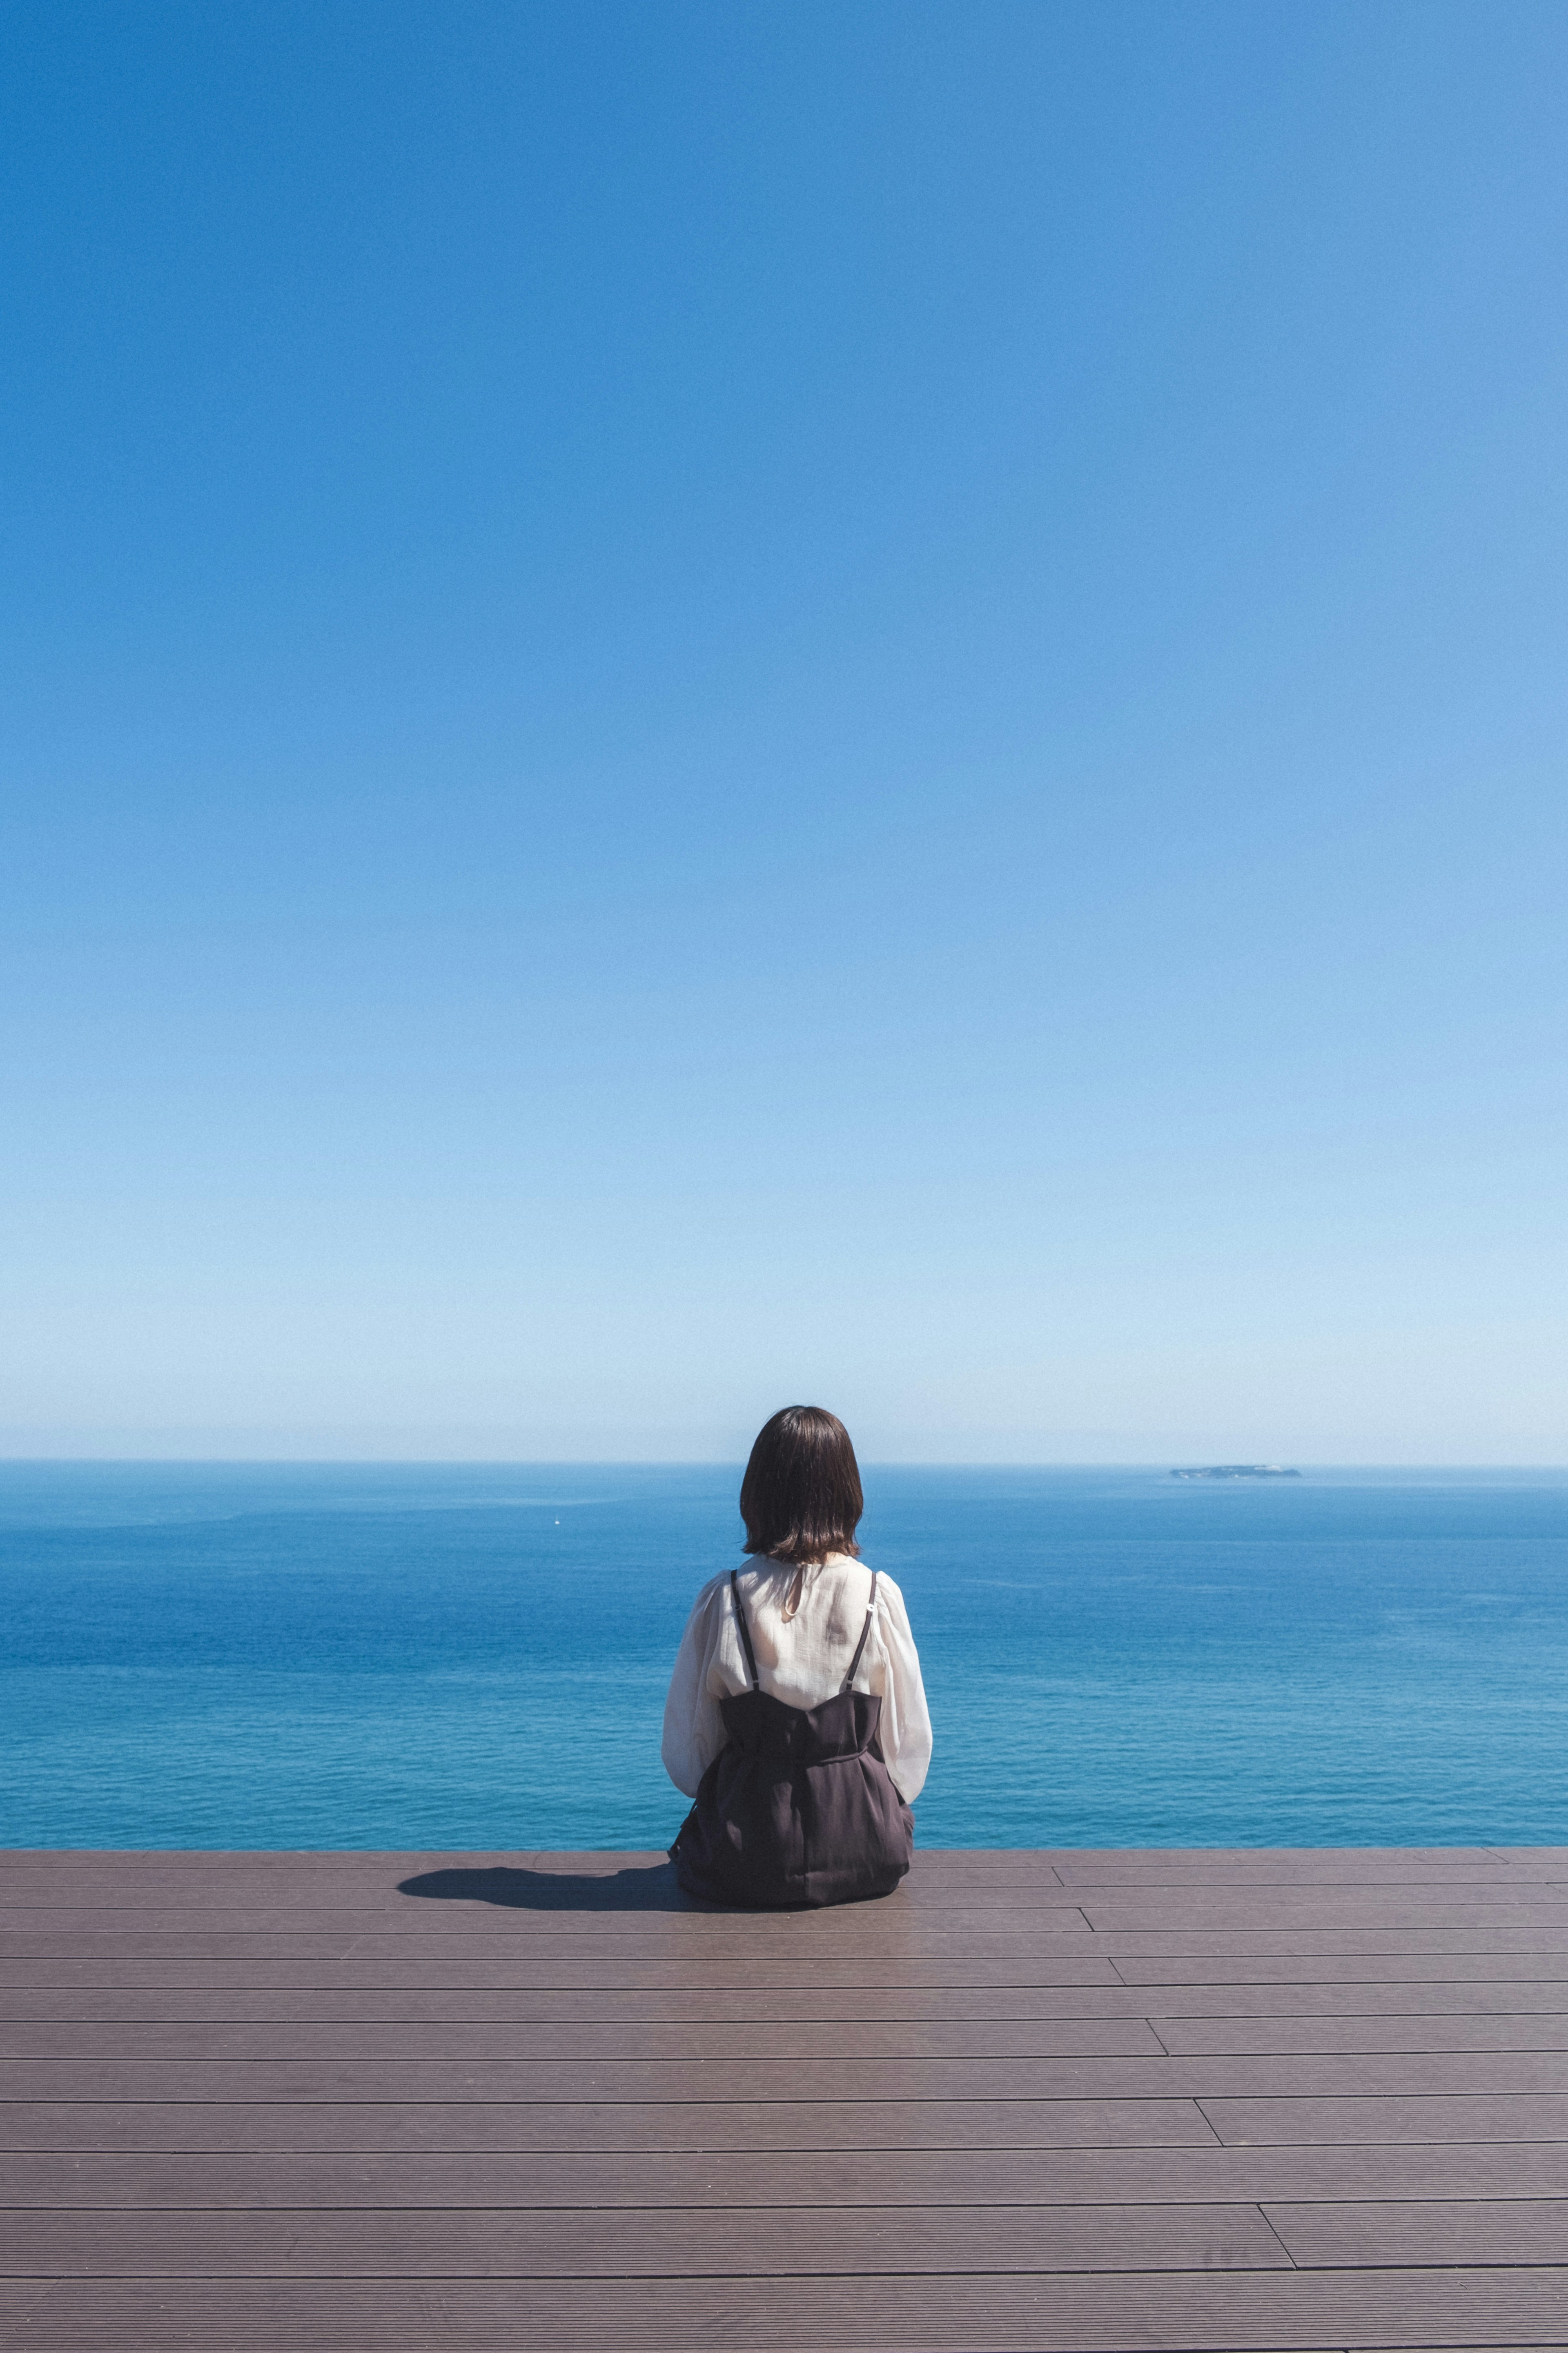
[3, 1846, 1568, 2349]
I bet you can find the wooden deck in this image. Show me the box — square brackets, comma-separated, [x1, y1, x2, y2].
[3, 1849, 1568, 2350]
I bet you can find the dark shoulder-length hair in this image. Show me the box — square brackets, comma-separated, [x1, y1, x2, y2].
[740, 1406, 863, 1566]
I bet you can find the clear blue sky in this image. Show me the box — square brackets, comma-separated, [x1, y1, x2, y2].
[2, 1, 1563, 1462]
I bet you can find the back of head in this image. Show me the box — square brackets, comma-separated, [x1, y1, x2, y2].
[739, 1406, 863, 1566]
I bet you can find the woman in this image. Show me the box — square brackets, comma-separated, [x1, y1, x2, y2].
[663, 1405, 932, 1907]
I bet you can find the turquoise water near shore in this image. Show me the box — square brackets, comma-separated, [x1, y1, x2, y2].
[3, 1462, 1566, 1850]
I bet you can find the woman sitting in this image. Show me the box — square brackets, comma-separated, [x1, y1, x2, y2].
[663, 1405, 932, 1908]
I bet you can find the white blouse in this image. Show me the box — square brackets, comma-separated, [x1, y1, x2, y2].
[661, 1553, 933, 1804]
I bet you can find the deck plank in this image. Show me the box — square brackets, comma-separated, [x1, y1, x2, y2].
[5, 2047, 1565, 2099]
[0, 2200, 1294, 2275]
[1156, 2013, 1568, 2054]
[0, 2094, 1218, 2152]
[9, 1976, 1567, 2022]
[0, 2017, 1167, 2062]
[8, 2139, 1568, 2207]
[7, 2268, 1568, 2351]
[0, 1909, 1099, 1942]
[5, 1845, 1567, 2350]
[1266, 2197, 1568, 2268]
[1203, 2091, 1568, 2143]
[10, 1860, 1561, 1900]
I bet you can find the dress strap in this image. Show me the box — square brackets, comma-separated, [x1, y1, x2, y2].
[729, 1569, 761, 1691]
[840, 1570, 879, 1692]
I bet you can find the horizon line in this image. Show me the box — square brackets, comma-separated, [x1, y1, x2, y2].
[2, 1455, 1566, 1473]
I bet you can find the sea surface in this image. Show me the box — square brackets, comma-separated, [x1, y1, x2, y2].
[2, 1462, 1566, 1850]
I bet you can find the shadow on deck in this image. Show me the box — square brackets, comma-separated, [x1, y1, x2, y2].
[399, 1861, 687, 1911]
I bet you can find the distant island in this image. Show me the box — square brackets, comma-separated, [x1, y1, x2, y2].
[1170, 1464, 1301, 1480]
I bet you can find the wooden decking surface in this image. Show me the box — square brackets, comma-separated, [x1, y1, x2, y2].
[3, 1848, 1568, 2350]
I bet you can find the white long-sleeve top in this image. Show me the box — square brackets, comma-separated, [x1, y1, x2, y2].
[661, 1553, 933, 1805]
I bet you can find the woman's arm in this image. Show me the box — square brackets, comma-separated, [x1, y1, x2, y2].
[660, 1578, 730, 1798]
[871, 1574, 933, 1804]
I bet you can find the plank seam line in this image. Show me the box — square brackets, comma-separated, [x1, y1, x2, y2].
[0, 2141, 1245, 2156]
[2, 1896, 1130, 1910]
[15, 2036, 1367, 2050]
[0, 1958, 1127, 1969]
[1252, 2201, 1298, 2269]
[0, 2139, 1561, 2163]
[7, 2259, 1567, 2281]
[32, 2001, 1451, 2014]
[0, 2099, 1234, 2117]
[1192, 2097, 1226, 2146]
[16, 2061, 1568, 2076]
[9, 2195, 1497, 2213]
[0, 2092, 1226, 2109]
[20, 1936, 1560, 1953]
[23, 2088, 1568, 2108]
[0, 2101, 1211, 2121]
[4, 2007, 1244, 2022]
[23, 1982, 1568, 1998]
[47, 2007, 1551, 2021]
[11, 2264, 1568, 2291]
[0, 1981, 1137, 1994]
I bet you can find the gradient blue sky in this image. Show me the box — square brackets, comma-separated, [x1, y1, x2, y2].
[2, 1, 1564, 1462]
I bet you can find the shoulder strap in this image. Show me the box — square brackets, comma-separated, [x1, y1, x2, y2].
[730, 1569, 761, 1691]
[840, 1569, 879, 1692]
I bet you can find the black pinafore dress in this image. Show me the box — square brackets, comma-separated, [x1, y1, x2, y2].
[670, 1569, 914, 1909]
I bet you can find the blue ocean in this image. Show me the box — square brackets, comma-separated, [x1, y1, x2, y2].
[3, 1463, 1566, 1850]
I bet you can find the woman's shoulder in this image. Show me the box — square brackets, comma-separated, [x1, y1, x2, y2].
[822, 1553, 908, 1610]
[855, 1559, 912, 1624]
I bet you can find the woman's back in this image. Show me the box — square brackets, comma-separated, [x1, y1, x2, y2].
[661, 1553, 932, 1805]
